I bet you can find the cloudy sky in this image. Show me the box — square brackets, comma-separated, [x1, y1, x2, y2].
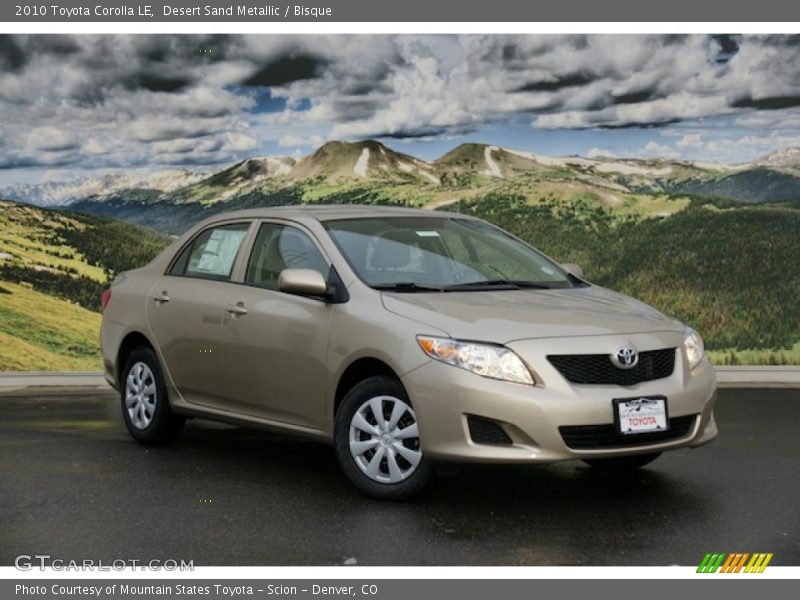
[2, 34, 800, 184]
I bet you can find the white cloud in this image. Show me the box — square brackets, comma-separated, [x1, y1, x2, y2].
[702, 132, 800, 162]
[82, 138, 109, 156]
[536, 94, 731, 130]
[279, 134, 324, 148]
[222, 132, 258, 153]
[642, 140, 679, 158]
[677, 133, 703, 148]
[25, 127, 78, 153]
[3, 34, 800, 176]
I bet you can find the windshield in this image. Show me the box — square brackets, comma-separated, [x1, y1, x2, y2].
[324, 216, 580, 291]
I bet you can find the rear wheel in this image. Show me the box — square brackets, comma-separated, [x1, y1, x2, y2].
[334, 376, 433, 500]
[583, 452, 662, 471]
[120, 347, 184, 446]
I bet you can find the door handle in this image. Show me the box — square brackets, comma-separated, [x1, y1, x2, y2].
[226, 302, 248, 316]
[153, 292, 170, 303]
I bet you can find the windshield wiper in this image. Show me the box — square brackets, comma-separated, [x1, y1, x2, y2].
[372, 282, 445, 293]
[442, 279, 521, 291]
[511, 280, 552, 289]
[373, 280, 553, 293]
[443, 279, 552, 291]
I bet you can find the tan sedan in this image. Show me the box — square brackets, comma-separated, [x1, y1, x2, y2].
[100, 205, 717, 499]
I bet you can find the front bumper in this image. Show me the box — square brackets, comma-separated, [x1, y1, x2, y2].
[401, 331, 718, 463]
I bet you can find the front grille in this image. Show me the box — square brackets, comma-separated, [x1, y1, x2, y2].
[467, 415, 513, 446]
[560, 414, 697, 450]
[548, 348, 676, 386]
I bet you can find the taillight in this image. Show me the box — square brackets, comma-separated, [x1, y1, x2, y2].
[101, 288, 112, 310]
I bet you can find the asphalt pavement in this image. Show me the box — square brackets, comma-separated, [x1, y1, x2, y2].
[1, 386, 798, 566]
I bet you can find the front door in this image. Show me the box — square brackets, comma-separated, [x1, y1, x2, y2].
[221, 222, 333, 430]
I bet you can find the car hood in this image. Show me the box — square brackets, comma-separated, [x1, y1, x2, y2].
[380, 285, 684, 343]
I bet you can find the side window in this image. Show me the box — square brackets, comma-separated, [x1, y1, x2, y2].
[169, 222, 250, 281]
[246, 223, 329, 290]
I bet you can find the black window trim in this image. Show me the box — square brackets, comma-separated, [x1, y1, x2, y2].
[239, 219, 349, 304]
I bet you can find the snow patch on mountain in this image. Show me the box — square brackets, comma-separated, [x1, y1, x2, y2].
[483, 146, 503, 178]
[594, 162, 673, 176]
[419, 171, 440, 185]
[353, 148, 370, 177]
[753, 147, 800, 167]
[504, 147, 679, 176]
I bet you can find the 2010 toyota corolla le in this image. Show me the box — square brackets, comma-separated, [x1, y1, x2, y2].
[100, 205, 717, 500]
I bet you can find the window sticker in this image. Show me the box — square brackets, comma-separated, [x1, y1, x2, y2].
[194, 229, 247, 276]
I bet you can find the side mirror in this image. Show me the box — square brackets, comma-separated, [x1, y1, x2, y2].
[561, 263, 584, 279]
[278, 268, 328, 297]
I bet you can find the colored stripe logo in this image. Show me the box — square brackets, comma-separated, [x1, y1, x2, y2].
[697, 552, 773, 573]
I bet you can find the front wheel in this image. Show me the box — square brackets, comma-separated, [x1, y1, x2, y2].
[120, 347, 185, 446]
[583, 452, 662, 472]
[334, 376, 433, 500]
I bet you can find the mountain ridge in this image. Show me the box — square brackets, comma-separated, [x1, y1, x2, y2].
[4, 141, 800, 211]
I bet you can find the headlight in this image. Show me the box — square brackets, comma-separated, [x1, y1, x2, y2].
[683, 327, 704, 370]
[417, 335, 534, 385]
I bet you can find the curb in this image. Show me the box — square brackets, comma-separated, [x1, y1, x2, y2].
[0, 371, 110, 391]
[1, 368, 800, 390]
[714, 366, 800, 389]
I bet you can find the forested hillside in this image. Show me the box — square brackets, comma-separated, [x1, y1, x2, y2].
[0, 200, 169, 370]
[3, 188, 799, 368]
[442, 195, 800, 364]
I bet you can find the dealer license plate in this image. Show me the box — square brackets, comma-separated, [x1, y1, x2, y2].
[614, 396, 668, 435]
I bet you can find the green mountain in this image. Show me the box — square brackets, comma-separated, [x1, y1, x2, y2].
[665, 167, 800, 203]
[59, 143, 799, 239]
[290, 140, 440, 184]
[3, 141, 800, 368]
[443, 194, 800, 364]
[169, 156, 296, 205]
[436, 143, 543, 183]
[50, 142, 800, 236]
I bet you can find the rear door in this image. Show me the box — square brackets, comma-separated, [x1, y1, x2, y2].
[221, 220, 334, 429]
[146, 221, 252, 409]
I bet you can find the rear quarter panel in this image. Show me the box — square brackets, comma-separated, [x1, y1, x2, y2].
[100, 266, 161, 389]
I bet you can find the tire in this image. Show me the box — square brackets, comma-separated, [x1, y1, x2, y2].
[583, 452, 662, 472]
[334, 375, 434, 500]
[120, 346, 185, 446]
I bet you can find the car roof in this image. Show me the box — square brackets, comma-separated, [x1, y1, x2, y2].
[196, 204, 477, 224]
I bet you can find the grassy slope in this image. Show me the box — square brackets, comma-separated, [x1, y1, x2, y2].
[0, 200, 106, 281]
[0, 281, 101, 371]
[708, 341, 800, 366]
[1, 199, 167, 371]
[1, 199, 167, 276]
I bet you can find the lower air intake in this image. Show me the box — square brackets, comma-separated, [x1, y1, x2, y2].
[467, 415, 513, 446]
[559, 414, 697, 450]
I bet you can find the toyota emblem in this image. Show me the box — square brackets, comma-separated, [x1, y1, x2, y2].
[611, 346, 639, 369]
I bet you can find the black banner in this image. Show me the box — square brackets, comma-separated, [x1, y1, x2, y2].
[3, 0, 800, 22]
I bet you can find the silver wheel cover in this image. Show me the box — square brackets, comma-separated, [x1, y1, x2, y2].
[348, 395, 422, 484]
[125, 361, 157, 430]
